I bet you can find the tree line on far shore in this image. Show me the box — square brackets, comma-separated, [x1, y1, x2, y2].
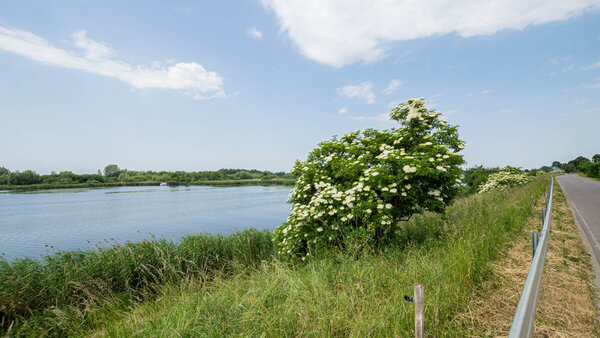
[2, 153, 598, 189]
[0, 164, 293, 187]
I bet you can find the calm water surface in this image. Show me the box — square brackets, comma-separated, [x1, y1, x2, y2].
[0, 185, 291, 261]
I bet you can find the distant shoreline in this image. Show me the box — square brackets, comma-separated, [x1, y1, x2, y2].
[0, 178, 295, 191]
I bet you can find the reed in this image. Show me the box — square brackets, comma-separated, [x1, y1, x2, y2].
[0, 229, 273, 328]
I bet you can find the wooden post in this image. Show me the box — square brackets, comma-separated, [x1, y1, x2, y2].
[414, 283, 424, 338]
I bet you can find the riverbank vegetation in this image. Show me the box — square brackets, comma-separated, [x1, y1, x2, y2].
[0, 175, 549, 336]
[0, 166, 294, 190]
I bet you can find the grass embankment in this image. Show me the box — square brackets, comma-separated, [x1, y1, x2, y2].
[0, 231, 273, 334]
[2, 177, 547, 336]
[189, 178, 295, 187]
[0, 181, 160, 191]
[578, 172, 600, 182]
[0, 178, 295, 191]
[458, 178, 600, 336]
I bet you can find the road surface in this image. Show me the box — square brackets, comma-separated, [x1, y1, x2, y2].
[556, 174, 600, 285]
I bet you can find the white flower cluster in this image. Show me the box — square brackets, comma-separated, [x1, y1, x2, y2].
[274, 98, 465, 258]
[478, 166, 530, 194]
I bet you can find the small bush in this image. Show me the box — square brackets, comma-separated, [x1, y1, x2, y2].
[478, 166, 529, 194]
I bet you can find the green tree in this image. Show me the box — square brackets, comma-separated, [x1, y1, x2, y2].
[567, 156, 590, 172]
[273, 98, 465, 259]
[462, 165, 499, 195]
[104, 164, 120, 178]
[8, 170, 42, 185]
[0, 167, 9, 185]
[0, 166, 9, 176]
[592, 154, 600, 163]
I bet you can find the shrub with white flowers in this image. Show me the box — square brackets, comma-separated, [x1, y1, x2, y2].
[478, 166, 529, 194]
[273, 98, 465, 259]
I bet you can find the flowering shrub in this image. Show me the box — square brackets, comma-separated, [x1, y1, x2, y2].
[273, 98, 465, 259]
[478, 166, 529, 194]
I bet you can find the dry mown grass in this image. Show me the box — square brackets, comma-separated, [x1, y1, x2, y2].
[457, 180, 600, 337]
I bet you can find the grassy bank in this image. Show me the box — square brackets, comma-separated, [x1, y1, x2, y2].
[2, 176, 548, 336]
[0, 181, 160, 191]
[456, 177, 600, 335]
[0, 230, 273, 331]
[189, 178, 295, 187]
[0, 178, 295, 191]
[578, 172, 600, 182]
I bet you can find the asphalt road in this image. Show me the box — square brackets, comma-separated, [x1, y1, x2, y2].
[556, 174, 600, 271]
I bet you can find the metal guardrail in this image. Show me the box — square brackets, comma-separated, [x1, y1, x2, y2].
[508, 176, 554, 337]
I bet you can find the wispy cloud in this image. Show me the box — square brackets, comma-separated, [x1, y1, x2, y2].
[582, 58, 600, 70]
[562, 64, 576, 73]
[383, 79, 401, 95]
[561, 105, 600, 116]
[583, 81, 600, 89]
[337, 81, 376, 104]
[338, 107, 348, 114]
[262, 0, 599, 67]
[246, 27, 263, 40]
[0, 26, 225, 99]
[349, 113, 393, 123]
[480, 89, 492, 95]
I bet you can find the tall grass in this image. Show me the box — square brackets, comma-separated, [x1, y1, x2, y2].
[0, 230, 273, 327]
[1, 176, 547, 336]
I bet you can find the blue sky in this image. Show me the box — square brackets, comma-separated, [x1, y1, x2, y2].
[1, 0, 599, 174]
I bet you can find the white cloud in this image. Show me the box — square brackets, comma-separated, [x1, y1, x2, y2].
[337, 81, 375, 104]
[262, 0, 600, 67]
[338, 107, 347, 114]
[247, 27, 263, 40]
[0, 26, 225, 99]
[383, 79, 401, 95]
[480, 89, 492, 95]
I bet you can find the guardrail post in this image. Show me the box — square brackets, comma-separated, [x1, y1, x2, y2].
[541, 208, 545, 224]
[414, 283, 424, 338]
[531, 232, 539, 258]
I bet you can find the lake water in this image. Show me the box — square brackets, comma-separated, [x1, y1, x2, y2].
[0, 185, 291, 261]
